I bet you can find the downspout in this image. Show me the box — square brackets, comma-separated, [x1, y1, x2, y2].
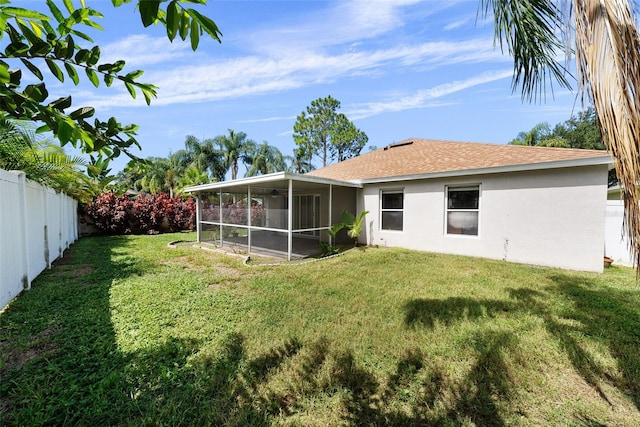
[219, 188, 223, 247]
[329, 184, 333, 246]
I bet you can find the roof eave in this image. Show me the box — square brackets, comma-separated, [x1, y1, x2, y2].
[183, 171, 362, 193]
[357, 156, 613, 185]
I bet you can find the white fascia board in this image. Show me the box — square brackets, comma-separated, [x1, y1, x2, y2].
[289, 174, 362, 188]
[357, 156, 613, 185]
[184, 172, 361, 193]
[183, 172, 287, 193]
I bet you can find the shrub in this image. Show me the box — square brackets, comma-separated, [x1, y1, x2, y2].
[83, 192, 133, 234]
[164, 194, 196, 231]
[83, 192, 196, 235]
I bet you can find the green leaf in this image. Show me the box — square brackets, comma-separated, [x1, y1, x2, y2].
[179, 11, 189, 40]
[0, 14, 7, 35]
[0, 62, 9, 83]
[62, 0, 74, 14]
[166, 1, 179, 41]
[17, 21, 42, 45]
[142, 87, 153, 105]
[139, 0, 161, 27]
[70, 106, 94, 120]
[75, 48, 89, 63]
[103, 74, 113, 87]
[1, 7, 49, 20]
[20, 58, 43, 80]
[42, 22, 56, 38]
[45, 58, 64, 82]
[189, 18, 199, 50]
[97, 63, 112, 73]
[24, 82, 48, 102]
[188, 9, 222, 42]
[85, 68, 99, 87]
[124, 81, 136, 98]
[49, 96, 72, 110]
[69, 29, 92, 43]
[87, 45, 100, 67]
[70, 8, 89, 24]
[125, 70, 144, 80]
[8, 68, 21, 86]
[112, 60, 125, 73]
[65, 34, 74, 58]
[5, 41, 30, 56]
[35, 123, 51, 133]
[57, 118, 73, 144]
[46, 0, 64, 23]
[64, 63, 79, 85]
[29, 40, 51, 56]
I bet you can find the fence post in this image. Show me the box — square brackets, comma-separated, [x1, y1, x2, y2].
[14, 171, 30, 290]
[43, 186, 51, 268]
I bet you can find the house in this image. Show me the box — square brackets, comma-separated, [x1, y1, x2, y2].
[185, 138, 613, 272]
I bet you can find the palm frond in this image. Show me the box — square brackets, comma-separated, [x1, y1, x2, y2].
[482, 0, 572, 101]
[573, 0, 640, 268]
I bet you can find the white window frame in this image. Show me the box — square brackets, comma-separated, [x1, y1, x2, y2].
[445, 185, 480, 237]
[380, 188, 404, 231]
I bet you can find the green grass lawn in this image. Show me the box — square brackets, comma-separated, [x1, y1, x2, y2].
[1, 233, 639, 426]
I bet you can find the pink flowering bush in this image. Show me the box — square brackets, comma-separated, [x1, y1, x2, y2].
[83, 192, 196, 235]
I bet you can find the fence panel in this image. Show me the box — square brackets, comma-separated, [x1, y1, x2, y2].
[0, 169, 78, 310]
[605, 200, 635, 267]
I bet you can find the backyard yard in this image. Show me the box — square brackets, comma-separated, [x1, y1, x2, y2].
[1, 233, 639, 426]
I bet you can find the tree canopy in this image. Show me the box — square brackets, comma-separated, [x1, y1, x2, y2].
[0, 0, 221, 172]
[293, 96, 368, 169]
[509, 107, 604, 150]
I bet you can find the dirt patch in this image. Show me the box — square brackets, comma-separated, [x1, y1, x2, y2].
[214, 264, 242, 278]
[69, 265, 95, 278]
[1, 327, 59, 372]
[162, 255, 207, 271]
[51, 251, 75, 266]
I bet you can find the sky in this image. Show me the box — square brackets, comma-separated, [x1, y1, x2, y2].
[19, 0, 586, 175]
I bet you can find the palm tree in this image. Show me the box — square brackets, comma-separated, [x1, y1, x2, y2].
[290, 146, 315, 174]
[245, 141, 288, 177]
[139, 157, 172, 195]
[486, 0, 640, 268]
[0, 119, 96, 202]
[175, 164, 210, 194]
[215, 129, 256, 180]
[184, 135, 226, 182]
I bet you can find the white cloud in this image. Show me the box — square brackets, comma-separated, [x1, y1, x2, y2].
[238, 115, 297, 124]
[100, 34, 194, 67]
[82, 37, 506, 109]
[347, 69, 513, 119]
[244, 0, 445, 55]
[444, 17, 471, 31]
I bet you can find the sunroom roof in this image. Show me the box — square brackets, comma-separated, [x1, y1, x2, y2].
[183, 171, 362, 194]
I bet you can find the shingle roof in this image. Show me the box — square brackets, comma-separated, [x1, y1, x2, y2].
[306, 138, 612, 182]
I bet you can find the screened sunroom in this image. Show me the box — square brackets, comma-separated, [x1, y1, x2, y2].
[184, 172, 360, 260]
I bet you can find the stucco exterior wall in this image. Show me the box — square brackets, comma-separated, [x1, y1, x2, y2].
[359, 165, 609, 272]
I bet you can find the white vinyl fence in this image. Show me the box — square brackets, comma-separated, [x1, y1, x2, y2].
[604, 200, 635, 267]
[0, 169, 78, 310]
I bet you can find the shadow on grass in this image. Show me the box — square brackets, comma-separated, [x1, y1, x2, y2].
[401, 272, 640, 422]
[404, 297, 514, 328]
[2, 238, 638, 425]
[511, 273, 640, 410]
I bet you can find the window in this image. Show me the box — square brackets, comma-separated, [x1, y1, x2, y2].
[381, 190, 403, 230]
[446, 186, 479, 236]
